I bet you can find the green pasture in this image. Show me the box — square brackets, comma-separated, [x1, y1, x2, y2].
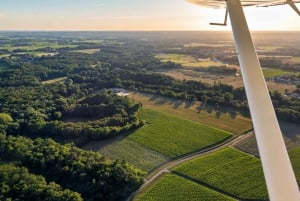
[128, 108, 232, 158]
[290, 147, 300, 184]
[42, 77, 67, 84]
[129, 93, 252, 135]
[98, 138, 169, 172]
[0, 42, 77, 52]
[155, 54, 225, 68]
[290, 57, 300, 63]
[155, 54, 196, 64]
[73, 49, 100, 54]
[263, 68, 291, 78]
[135, 174, 235, 201]
[173, 148, 268, 200]
[182, 60, 224, 68]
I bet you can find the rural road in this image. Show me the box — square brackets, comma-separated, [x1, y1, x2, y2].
[127, 131, 254, 201]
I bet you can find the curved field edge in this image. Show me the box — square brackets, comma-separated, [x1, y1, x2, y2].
[173, 147, 268, 200]
[128, 108, 232, 158]
[134, 173, 236, 201]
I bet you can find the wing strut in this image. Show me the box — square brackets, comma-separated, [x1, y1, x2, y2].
[210, 9, 228, 26]
[226, 0, 300, 200]
[287, 0, 300, 15]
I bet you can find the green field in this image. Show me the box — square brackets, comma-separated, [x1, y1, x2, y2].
[129, 92, 252, 134]
[155, 54, 225, 68]
[263, 68, 291, 78]
[290, 147, 300, 184]
[135, 174, 235, 201]
[290, 57, 300, 63]
[128, 108, 232, 158]
[41, 77, 67, 84]
[155, 54, 196, 64]
[0, 42, 77, 51]
[73, 49, 100, 54]
[173, 148, 268, 200]
[98, 138, 169, 172]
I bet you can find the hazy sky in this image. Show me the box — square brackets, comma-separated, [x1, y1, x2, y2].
[0, 0, 299, 31]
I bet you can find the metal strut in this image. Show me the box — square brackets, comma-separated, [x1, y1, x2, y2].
[210, 9, 228, 26]
[226, 0, 300, 200]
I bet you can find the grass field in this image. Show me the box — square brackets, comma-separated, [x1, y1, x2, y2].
[128, 92, 252, 135]
[290, 147, 300, 184]
[134, 174, 236, 201]
[155, 54, 225, 68]
[0, 42, 77, 51]
[182, 60, 224, 68]
[290, 57, 300, 63]
[98, 138, 169, 172]
[263, 68, 291, 78]
[42, 77, 67, 84]
[73, 49, 100, 54]
[173, 148, 268, 200]
[155, 54, 196, 64]
[128, 108, 232, 158]
[184, 42, 232, 48]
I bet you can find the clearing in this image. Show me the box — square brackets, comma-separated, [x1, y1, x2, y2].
[128, 108, 232, 158]
[128, 92, 252, 134]
[73, 49, 100, 54]
[134, 173, 235, 201]
[41, 77, 67, 84]
[173, 147, 268, 200]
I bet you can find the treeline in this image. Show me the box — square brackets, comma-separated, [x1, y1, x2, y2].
[271, 91, 300, 123]
[0, 163, 82, 201]
[0, 134, 144, 201]
[72, 67, 300, 123]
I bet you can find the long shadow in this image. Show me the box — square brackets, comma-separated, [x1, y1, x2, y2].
[279, 121, 300, 141]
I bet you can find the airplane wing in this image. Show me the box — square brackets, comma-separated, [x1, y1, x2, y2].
[186, 0, 300, 200]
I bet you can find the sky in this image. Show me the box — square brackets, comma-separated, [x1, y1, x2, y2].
[0, 0, 299, 31]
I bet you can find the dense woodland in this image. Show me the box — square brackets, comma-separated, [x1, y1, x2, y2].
[0, 32, 300, 200]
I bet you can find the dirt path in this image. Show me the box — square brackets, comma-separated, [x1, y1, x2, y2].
[128, 131, 253, 201]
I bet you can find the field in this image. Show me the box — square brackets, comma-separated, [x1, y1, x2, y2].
[163, 69, 296, 93]
[290, 57, 300, 63]
[155, 54, 196, 64]
[41, 77, 67, 84]
[128, 92, 252, 134]
[290, 147, 300, 184]
[234, 121, 300, 155]
[0, 42, 77, 51]
[173, 148, 268, 200]
[97, 138, 169, 172]
[73, 49, 100, 54]
[155, 54, 225, 68]
[134, 174, 235, 201]
[184, 42, 233, 48]
[128, 108, 232, 158]
[263, 68, 291, 78]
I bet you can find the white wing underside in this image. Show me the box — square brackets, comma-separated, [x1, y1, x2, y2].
[186, 0, 300, 8]
[186, 0, 300, 200]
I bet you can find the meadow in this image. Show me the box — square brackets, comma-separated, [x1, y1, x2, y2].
[290, 147, 300, 184]
[72, 49, 100, 54]
[134, 174, 236, 201]
[263, 68, 292, 78]
[0, 42, 77, 52]
[173, 148, 268, 200]
[128, 108, 232, 158]
[97, 138, 169, 172]
[128, 92, 252, 134]
[155, 54, 224, 68]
